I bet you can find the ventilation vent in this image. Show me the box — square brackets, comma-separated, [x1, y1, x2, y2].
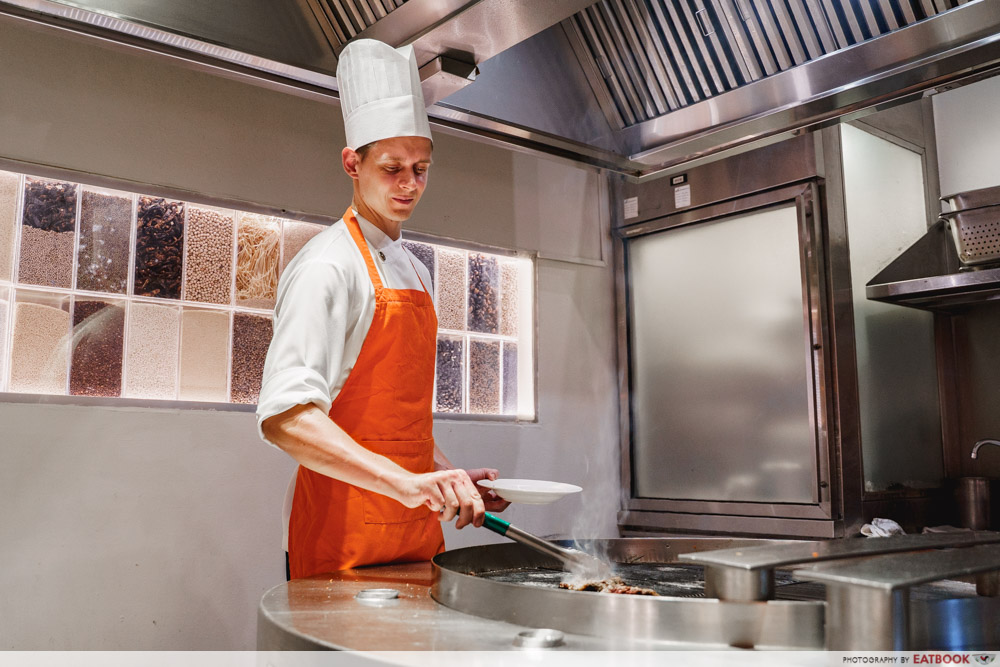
[567, 0, 967, 129]
[306, 0, 408, 49]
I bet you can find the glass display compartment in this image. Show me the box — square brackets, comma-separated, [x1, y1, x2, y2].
[403, 240, 435, 293]
[0, 170, 19, 283]
[75, 188, 133, 294]
[502, 342, 517, 415]
[124, 301, 180, 399]
[9, 290, 71, 394]
[279, 220, 324, 276]
[435, 334, 464, 413]
[235, 213, 280, 309]
[179, 307, 230, 402]
[134, 196, 184, 299]
[468, 338, 500, 415]
[0, 286, 9, 391]
[468, 253, 499, 334]
[436, 248, 466, 330]
[230, 312, 272, 404]
[69, 298, 125, 397]
[182, 205, 235, 305]
[18, 177, 77, 289]
[500, 261, 519, 337]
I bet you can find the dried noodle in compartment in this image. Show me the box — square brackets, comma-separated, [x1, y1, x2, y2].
[236, 213, 280, 309]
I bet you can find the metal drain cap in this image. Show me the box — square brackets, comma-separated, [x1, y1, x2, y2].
[513, 628, 565, 649]
[355, 588, 399, 601]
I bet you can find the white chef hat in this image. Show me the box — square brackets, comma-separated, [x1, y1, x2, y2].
[337, 39, 432, 150]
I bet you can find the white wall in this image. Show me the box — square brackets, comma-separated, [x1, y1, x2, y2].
[0, 15, 619, 649]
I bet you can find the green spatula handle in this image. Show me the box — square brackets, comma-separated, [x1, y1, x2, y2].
[482, 512, 510, 535]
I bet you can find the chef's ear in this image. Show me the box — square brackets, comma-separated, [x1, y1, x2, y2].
[342, 147, 361, 180]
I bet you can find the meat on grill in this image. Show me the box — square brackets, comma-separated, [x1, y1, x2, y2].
[559, 577, 659, 596]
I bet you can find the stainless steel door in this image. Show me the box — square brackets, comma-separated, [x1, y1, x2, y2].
[619, 181, 835, 531]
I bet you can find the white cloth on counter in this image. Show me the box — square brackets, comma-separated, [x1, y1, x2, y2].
[255, 210, 433, 550]
[860, 518, 906, 537]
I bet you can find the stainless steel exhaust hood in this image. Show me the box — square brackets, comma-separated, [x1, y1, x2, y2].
[2, 0, 1000, 175]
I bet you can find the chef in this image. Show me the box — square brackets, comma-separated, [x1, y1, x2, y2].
[256, 39, 509, 580]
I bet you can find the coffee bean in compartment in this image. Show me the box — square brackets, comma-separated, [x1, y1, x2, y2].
[436, 249, 466, 330]
[76, 190, 132, 294]
[184, 206, 235, 305]
[19, 178, 78, 289]
[280, 221, 324, 277]
[134, 196, 184, 299]
[9, 293, 71, 394]
[236, 213, 280, 309]
[468, 253, 499, 334]
[179, 308, 230, 402]
[435, 334, 464, 413]
[125, 302, 180, 399]
[230, 312, 272, 404]
[0, 171, 19, 282]
[70, 299, 125, 397]
[469, 338, 500, 414]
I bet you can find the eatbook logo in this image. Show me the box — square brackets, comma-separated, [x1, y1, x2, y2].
[975, 656, 996, 666]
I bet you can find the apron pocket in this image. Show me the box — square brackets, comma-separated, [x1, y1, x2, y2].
[360, 439, 435, 526]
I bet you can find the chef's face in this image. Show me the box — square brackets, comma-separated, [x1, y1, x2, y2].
[344, 136, 433, 225]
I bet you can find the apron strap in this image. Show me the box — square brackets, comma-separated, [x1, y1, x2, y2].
[344, 207, 384, 291]
[344, 207, 431, 297]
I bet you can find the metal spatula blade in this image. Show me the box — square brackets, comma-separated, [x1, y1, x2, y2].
[482, 513, 613, 581]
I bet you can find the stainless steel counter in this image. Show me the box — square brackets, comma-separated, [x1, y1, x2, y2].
[257, 560, 693, 651]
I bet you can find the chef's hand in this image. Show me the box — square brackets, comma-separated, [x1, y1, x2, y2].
[396, 469, 485, 529]
[465, 468, 512, 513]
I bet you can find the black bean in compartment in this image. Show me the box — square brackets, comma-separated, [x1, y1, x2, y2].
[403, 241, 435, 293]
[435, 335, 463, 413]
[70, 300, 124, 397]
[503, 342, 517, 415]
[469, 338, 500, 414]
[76, 191, 131, 294]
[468, 253, 499, 334]
[231, 313, 273, 404]
[19, 178, 77, 288]
[134, 196, 184, 299]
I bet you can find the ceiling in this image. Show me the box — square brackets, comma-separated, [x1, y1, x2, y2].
[1, 0, 1000, 177]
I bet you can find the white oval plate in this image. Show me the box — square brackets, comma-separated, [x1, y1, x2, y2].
[477, 479, 582, 505]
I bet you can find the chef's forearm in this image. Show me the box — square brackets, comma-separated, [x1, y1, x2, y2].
[262, 403, 411, 499]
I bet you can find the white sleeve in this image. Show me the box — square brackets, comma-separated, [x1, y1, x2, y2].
[255, 258, 356, 446]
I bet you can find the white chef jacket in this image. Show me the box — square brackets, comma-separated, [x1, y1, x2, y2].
[255, 210, 434, 550]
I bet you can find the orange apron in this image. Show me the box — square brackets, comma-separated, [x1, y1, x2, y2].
[288, 208, 444, 579]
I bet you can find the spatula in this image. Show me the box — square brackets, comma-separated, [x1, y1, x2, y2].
[482, 512, 613, 580]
